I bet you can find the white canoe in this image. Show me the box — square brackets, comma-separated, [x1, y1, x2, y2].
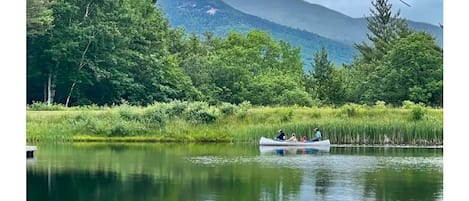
[259, 145, 330, 154]
[259, 137, 330, 147]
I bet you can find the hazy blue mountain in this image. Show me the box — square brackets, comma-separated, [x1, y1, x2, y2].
[157, 0, 356, 66]
[221, 0, 443, 46]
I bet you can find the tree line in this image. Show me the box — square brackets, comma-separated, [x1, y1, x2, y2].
[27, 0, 442, 107]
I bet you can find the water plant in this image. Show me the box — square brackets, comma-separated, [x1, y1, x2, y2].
[26, 101, 443, 145]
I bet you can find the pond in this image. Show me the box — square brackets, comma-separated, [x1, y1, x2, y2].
[27, 143, 443, 201]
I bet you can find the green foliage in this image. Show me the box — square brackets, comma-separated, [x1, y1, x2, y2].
[382, 33, 443, 106]
[183, 102, 219, 124]
[27, 103, 443, 144]
[219, 102, 239, 115]
[166, 101, 189, 117]
[158, 0, 355, 65]
[402, 100, 416, 109]
[118, 105, 142, 122]
[28, 102, 66, 111]
[411, 106, 426, 121]
[354, 0, 411, 62]
[239, 101, 252, 111]
[375, 101, 387, 109]
[340, 103, 363, 118]
[344, 1, 443, 107]
[27, 0, 197, 106]
[306, 47, 345, 105]
[401, 100, 428, 121]
[27, 0, 54, 37]
[280, 110, 294, 123]
[410, 103, 428, 121]
[143, 106, 169, 128]
[26, 0, 443, 110]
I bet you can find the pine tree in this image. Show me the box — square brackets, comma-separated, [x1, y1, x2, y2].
[354, 0, 411, 62]
[311, 47, 334, 104]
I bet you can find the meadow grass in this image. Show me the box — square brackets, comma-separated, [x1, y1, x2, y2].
[26, 101, 443, 145]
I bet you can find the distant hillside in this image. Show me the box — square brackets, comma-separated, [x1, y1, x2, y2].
[157, 0, 356, 66]
[221, 0, 443, 46]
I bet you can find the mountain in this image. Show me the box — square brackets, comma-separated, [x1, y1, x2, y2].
[157, 0, 356, 66]
[221, 0, 443, 46]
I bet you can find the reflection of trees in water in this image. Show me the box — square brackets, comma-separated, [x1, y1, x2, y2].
[363, 168, 443, 201]
[314, 168, 332, 195]
[27, 143, 443, 201]
[28, 167, 304, 201]
[27, 142, 305, 201]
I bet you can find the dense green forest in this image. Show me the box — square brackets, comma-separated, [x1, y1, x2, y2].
[157, 0, 356, 65]
[27, 0, 443, 107]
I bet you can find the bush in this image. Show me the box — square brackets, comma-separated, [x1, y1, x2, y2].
[219, 102, 239, 115]
[28, 102, 66, 111]
[402, 100, 416, 109]
[167, 101, 188, 117]
[340, 103, 362, 117]
[280, 110, 294, 122]
[411, 103, 428, 121]
[143, 106, 169, 128]
[110, 123, 131, 137]
[239, 101, 252, 111]
[118, 106, 142, 122]
[375, 100, 387, 109]
[278, 89, 314, 107]
[184, 102, 219, 124]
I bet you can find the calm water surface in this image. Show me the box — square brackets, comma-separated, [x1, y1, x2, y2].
[27, 143, 442, 201]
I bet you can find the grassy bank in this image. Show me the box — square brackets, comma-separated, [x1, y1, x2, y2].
[26, 101, 443, 145]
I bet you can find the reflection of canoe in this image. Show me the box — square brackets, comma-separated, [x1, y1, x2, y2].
[259, 145, 330, 154]
[26, 158, 37, 165]
[259, 137, 330, 147]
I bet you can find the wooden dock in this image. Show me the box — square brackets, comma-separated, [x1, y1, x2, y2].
[27, 146, 37, 158]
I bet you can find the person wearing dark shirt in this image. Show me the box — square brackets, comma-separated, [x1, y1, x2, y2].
[276, 129, 285, 140]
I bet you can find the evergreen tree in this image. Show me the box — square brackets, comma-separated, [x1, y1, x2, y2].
[354, 0, 411, 63]
[309, 47, 342, 105]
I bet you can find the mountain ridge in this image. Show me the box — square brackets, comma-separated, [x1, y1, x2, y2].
[221, 0, 443, 46]
[157, 0, 356, 66]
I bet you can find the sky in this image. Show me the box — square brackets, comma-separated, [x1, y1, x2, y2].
[303, 0, 443, 26]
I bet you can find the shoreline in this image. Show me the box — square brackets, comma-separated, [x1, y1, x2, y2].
[27, 138, 443, 148]
[27, 103, 443, 145]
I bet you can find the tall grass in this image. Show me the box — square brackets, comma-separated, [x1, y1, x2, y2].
[27, 101, 443, 145]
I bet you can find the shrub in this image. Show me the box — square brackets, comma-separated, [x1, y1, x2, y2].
[219, 102, 239, 115]
[167, 101, 188, 117]
[375, 100, 387, 109]
[110, 123, 131, 137]
[184, 102, 219, 124]
[340, 103, 362, 117]
[411, 103, 428, 121]
[280, 110, 294, 122]
[117, 105, 142, 122]
[402, 100, 416, 109]
[28, 102, 66, 111]
[143, 106, 169, 128]
[239, 101, 252, 111]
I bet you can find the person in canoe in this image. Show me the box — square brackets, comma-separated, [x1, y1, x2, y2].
[286, 133, 298, 142]
[311, 128, 322, 141]
[276, 129, 286, 140]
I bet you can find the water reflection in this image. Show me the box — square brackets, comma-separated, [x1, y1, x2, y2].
[27, 143, 443, 201]
[259, 146, 330, 156]
[26, 158, 36, 166]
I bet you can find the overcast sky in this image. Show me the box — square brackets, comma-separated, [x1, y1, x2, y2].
[303, 0, 443, 26]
